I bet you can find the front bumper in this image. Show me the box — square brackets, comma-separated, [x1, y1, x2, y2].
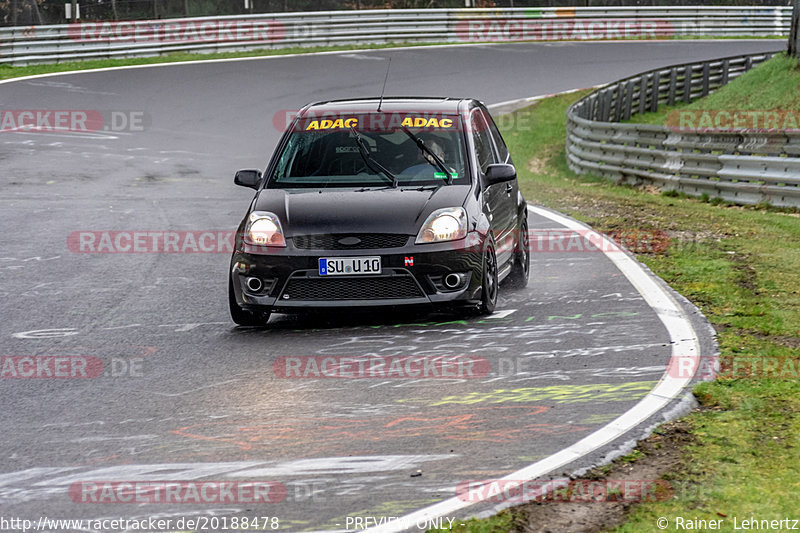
[230, 233, 485, 313]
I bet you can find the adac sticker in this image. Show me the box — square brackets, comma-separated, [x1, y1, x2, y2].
[401, 117, 454, 128]
[305, 117, 359, 130]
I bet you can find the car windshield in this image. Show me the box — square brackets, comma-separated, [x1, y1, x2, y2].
[267, 112, 468, 189]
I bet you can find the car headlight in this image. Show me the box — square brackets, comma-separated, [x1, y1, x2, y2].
[415, 207, 468, 244]
[244, 211, 286, 247]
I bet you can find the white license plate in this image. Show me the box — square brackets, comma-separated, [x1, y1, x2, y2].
[319, 256, 381, 276]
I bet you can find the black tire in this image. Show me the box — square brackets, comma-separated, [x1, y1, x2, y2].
[507, 217, 530, 289]
[476, 242, 498, 315]
[228, 277, 271, 327]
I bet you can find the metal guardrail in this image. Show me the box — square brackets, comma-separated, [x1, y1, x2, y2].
[566, 51, 800, 208]
[0, 6, 793, 66]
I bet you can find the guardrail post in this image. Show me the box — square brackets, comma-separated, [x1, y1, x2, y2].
[649, 72, 660, 113]
[638, 76, 648, 115]
[790, 0, 800, 60]
[667, 68, 677, 106]
[721, 59, 730, 86]
[600, 91, 611, 121]
[596, 91, 604, 121]
[682, 65, 693, 103]
[797, 1, 800, 67]
[611, 83, 622, 122]
[701, 62, 710, 97]
[622, 81, 634, 121]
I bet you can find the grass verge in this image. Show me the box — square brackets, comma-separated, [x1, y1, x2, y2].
[431, 60, 800, 532]
[629, 52, 800, 126]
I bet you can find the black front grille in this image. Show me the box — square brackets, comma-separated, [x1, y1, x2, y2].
[292, 234, 409, 250]
[281, 276, 424, 301]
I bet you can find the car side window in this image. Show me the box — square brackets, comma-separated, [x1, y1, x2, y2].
[487, 114, 511, 165]
[470, 109, 497, 174]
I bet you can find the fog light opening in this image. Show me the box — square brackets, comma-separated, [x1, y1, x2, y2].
[444, 273, 463, 289]
[245, 277, 263, 292]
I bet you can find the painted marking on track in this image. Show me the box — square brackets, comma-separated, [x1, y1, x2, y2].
[338, 53, 386, 60]
[101, 324, 143, 330]
[229, 455, 454, 478]
[363, 205, 703, 532]
[425, 381, 658, 406]
[170, 406, 581, 453]
[158, 322, 228, 332]
[487, 309, 516, 319]
[0, 456, 454, 505]
[11, 328, 79, 339]
[9, 321, 229, 339]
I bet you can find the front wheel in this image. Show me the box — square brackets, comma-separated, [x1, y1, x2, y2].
[229, 278, 271, 327]
[507, 218, 530, 289]
[475, 242, 498, 315]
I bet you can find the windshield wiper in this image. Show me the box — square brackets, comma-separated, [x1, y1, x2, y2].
[402, 184, 441, 192]
[356, 185, 394, 192]
[350, 127, 398, 188]
[401, 126, 454, 185]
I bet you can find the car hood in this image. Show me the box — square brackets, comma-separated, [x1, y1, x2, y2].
[252, 185, 471, 236]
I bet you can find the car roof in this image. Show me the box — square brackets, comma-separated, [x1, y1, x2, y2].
[299, 97, 478, 116]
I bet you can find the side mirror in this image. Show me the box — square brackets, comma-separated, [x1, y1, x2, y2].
[234, 169, 262, 189]
[483, 163, 516, 186]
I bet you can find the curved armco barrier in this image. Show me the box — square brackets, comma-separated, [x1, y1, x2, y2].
[566, 50, 800, 208]
[0, 6, 791, 66]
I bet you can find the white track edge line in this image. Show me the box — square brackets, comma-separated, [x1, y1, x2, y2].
[362, 205, 701, 533]
[486, 85, 607, 115]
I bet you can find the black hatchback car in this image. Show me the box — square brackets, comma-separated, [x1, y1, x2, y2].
[228, 97, 529, 325]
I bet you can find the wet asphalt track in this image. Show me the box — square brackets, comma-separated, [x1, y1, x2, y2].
[0, 40, 774, 531]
